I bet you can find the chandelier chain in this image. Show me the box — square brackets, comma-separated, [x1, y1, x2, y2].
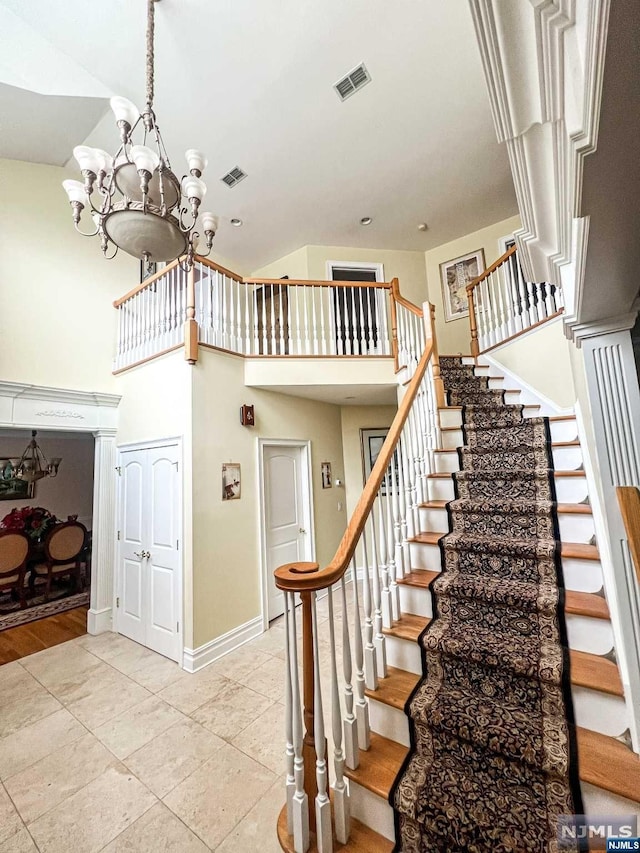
[146, 0, 155, 108]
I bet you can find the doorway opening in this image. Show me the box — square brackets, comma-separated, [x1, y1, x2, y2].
[327, 261, 385, 355]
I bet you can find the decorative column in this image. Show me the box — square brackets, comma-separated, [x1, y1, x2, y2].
[89, 430, 118, 634]
[575, 315, 640, 751]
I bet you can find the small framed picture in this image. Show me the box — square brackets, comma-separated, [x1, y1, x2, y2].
[439, 249, 486, 322]
[321, 462, 332, 489]
[360, 428, 397, 494]
[222, 463, 241, 501]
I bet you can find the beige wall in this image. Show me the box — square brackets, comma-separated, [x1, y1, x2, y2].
[0, 159, 138, 393]
[340, 405, 397, 518]
[489, 318, 577, 408]
[0, 432, 94, 527]
[191, 349, 347, 648]
[251, 246, 309, 280]
[424, 214, 521, 354]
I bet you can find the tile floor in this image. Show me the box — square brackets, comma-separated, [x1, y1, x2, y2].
[0, 620, 294, 853]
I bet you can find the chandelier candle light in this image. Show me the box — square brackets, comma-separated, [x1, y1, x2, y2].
[12, 431, 62, 483]
[63, 0, 218, 271]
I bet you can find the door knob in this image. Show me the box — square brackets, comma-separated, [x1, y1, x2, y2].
[134, 551, 145, 558]
[299, 528, 306, 534]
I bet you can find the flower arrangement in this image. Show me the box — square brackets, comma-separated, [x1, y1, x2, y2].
[1, 506, 58, 541]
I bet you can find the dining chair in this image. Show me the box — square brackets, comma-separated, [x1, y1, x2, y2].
[32, 521, 87, 602]
[0, 530, 30, 608]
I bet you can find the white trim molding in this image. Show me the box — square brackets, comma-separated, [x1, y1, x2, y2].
[468, 0, 611, 339]
[325, 260, 385, 283]
[183, 615, 263, 673]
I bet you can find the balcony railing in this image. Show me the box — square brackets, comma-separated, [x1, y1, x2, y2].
[113, 256, 422, 374]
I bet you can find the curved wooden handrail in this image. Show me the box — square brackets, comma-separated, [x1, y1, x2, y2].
[466, 243, 517, 294]
[391, 278, 423, 316]
[617, 486, 640, 587]
[275, 336, 433, 593]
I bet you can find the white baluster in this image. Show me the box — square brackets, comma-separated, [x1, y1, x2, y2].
[302, 286, 310, 354]
[379, 290, 390, 356]
[310, 287, 318, 355]
[311, 594, 332, 853]
[378, 490, 392, 630]
[396, 439, 410, 576]
[278, 284, 286, 354]
[350, 556, 370, 750]
[284, 590, 296, 835]
[252, 285, 259, 355]
[384, 470, 400, 622]
[328, 586, 350, 843]
[319, 286, 327, 355]
[347, 288, 356, 356]
[369, 514, 386, 678]
[360, 534, 377, 690]
[366, 288, 375, 353]
[358, 287, 367, 355]
[340, 575, 359, 770]
[391, 452, 405, 580]
[335, 287, 344, 356]
[286, 283, 293, 354]
[288, 593, 310, 853]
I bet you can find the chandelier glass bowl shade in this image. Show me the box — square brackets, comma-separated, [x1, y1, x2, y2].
[62, 0, 218, 270]
[12, 431, 62, 484]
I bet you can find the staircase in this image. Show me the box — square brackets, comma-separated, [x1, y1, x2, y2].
[275, 306, 640, 852]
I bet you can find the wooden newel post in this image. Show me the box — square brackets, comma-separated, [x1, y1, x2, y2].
[184, 263, 199, 364]
[429, 302, 446, 408]
[467, 284, 480, 358]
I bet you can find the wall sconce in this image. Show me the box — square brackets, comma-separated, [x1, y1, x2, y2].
[240, 405, 255, 426]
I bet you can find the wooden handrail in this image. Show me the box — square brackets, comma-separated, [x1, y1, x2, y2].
[617, 486, 640, 588]
[113, 257, 182, 307]
[195, 255, 244, 282]
[391, 277, 423, 316]
[245, 277, 391, 289]
[275, 330, 434, 594]
[465, 243, 517, 295]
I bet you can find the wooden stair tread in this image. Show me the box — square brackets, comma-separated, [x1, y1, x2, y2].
[409, 532, 443, 545]
[438, 406, 463, 412]
[277, 805, 394, 853]
[565, 590, 610, 620]
[365, 666, 420, 711]
[576, 727, 640, 804]
[554, 470, 587, 478]
[549, 414, 577, 421]
[557, 503, 592, 515]
[344, 732, 408, 800]
[397, 569, 440, 588]
[570, 649, 623, 696]
[420, 500, 449, 509]
[561, 542, 600, 561]
[440, 425, 461, 432]
[383, 613, 431, 641]
[553, 440, 581, 448]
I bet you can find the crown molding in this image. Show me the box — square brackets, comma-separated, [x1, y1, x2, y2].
[0, 382, 120, 432]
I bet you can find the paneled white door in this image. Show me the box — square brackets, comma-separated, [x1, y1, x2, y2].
[117, 443, 181, 661]
[263, 444, 311, 621]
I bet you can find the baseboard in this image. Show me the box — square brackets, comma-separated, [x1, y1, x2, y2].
[87, 606, 112, 635]
[182, 614, 263, 673]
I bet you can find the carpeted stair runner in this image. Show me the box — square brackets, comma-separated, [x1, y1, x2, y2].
[391, 356, 582, 852]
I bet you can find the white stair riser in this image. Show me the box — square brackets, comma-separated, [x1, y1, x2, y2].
[434, 446, 583, 473]
[504, 390, 521, 405]
[434, 452, 460, 474]
[409, 541, 442, 572]
[572, 686, 629, 737]
[440, 420, 578, 451]
[565, 614, 614, 655]
[349, 779, 396, 842]
[461, 356, 476, 365]
[368, 696, 411, 747]
[562, 558, 604, 593]
[428, 475, 589, 504]
[385, 634, 423, 676]
[439, 409, 463, 429]
[418, 505, 595, 544]
[580, 781, 640, 816]
[399, 583, 433, 618]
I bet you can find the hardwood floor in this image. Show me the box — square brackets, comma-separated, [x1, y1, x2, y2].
[0, 606, 88, 665]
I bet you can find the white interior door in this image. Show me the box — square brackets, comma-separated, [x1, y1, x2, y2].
[117, 443, 181, 661]
[263, 444, 311, 621]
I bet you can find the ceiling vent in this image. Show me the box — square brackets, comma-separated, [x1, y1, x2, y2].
[221, 166, 247, 188]
[334, 63, 371, 101]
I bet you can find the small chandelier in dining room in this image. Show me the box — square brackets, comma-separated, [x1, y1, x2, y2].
[13, 432, 62, 483]
[62, 0, 218, 272]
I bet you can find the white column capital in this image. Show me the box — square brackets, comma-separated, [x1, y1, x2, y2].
[569, 311, 639, 346]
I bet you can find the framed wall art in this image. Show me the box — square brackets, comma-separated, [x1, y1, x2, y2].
[360, 428, 397, 494]
[439, 248, 485, 322]
[222, 463, 241, 501]
[321, 462, 332, 489]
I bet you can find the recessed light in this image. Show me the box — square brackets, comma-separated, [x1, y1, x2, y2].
[417, 222, 428, 232]
[360, 217, 372, 226]
[230, 218, 243, 227]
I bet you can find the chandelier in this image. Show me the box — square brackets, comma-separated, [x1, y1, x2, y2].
[13, 432, 62, 483]
[62, 0, 217, 272]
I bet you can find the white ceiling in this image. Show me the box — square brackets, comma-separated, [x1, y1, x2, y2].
[0, 0, 518, 272]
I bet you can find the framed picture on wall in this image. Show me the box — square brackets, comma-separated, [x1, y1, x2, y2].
[0, 461, 34, 501]
[360, 428, 397, 495]
[439, 249, 485, 322]
[321, 462, 332, 489]
[222, 463, 241, 501]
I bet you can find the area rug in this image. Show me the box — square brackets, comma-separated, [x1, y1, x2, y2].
[391, 356, 583, 852]
[0, 576, 88, 632]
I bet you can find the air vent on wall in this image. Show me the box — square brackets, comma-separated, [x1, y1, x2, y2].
[221, 166, 247, 188]
[334, 63, 371, 101]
